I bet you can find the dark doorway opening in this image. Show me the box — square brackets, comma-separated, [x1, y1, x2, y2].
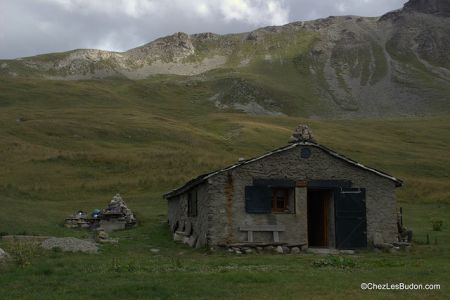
[307, 189, 333, 247]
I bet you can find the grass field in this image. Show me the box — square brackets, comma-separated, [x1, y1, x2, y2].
[0, 76, 449, 299]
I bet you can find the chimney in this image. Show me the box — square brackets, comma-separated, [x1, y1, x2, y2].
[288, 124, 316, 143]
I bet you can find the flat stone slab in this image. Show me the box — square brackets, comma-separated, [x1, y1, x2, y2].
[41, 237, 98, 253]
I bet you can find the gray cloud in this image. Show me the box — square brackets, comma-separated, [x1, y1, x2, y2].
[0, 0, 407, 59]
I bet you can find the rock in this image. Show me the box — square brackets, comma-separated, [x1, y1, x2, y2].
[41, 237, 97, 253]
[389, 247, 399, 253]
[187, 235, 197, 247]
[150, 248, 160, 253]
[244, 248, 253, 254]
[96, 229, 109, 240]
[228, 248, 234, 253]
[183, 237, 190, 244]
[235, 250, 242, 254]
[373, 232, 394, 249]
[265, 246, 275, 252]
[276, 246, 284, 254]
[339, 249, 355, 255]
[291, 247, 300, 254]
[0, 248, 10, 260]
[282, 246, 290, 254]
[288, 124, 316, 143]
[173, 233, 183, 242]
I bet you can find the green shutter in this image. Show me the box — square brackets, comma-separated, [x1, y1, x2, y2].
[245, 186, 272, 214]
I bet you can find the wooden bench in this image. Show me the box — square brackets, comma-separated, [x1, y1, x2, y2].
[239, 225, 286, 243]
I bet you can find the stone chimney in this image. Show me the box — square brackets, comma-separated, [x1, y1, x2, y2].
[288, 124, 316, 143]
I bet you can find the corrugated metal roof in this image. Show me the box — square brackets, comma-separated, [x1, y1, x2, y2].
[163, 141, 402, 199]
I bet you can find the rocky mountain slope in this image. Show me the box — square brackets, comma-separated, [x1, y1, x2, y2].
[1, 0, 449, 118]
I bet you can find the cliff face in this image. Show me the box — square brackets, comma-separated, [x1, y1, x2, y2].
[1, 0, 449, 117]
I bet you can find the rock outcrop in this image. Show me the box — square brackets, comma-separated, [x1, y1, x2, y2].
[404, 0, 450, 17]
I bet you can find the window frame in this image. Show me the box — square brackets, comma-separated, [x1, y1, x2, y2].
[271, 187, 294, 213]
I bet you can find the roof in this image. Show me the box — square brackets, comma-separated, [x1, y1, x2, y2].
[163, 141, 403, 198]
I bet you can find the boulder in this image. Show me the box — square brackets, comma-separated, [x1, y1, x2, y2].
[290, 247, 300, 254]
[276, 246, 284, 254]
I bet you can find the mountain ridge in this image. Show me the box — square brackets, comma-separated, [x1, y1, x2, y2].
[1, 0, 449, 118]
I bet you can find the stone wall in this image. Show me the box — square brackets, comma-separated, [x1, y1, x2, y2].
[167, 182, 210, 247]
[206, 144, 398, 247]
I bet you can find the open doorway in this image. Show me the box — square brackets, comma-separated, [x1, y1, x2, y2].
[307, 189, 334, 248]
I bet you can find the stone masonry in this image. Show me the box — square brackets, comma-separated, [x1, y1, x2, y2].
[166, 143, 399, 249]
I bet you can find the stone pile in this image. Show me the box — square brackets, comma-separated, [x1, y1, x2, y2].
[288, 124, 316, 143]
[64, 194, 136, 232]
[100, 194, 136, 232]
[102, 194, 136, 227]
[64, 211, 90, 229]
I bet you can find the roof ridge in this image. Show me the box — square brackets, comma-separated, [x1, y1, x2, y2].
[164, 142, 402, 198]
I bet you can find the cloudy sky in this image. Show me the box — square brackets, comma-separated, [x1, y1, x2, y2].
[0, 0, 407, 59]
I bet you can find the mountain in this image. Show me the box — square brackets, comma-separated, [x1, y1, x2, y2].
[1, 0, 449, 118]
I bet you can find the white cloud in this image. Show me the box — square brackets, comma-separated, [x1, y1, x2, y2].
[38, 0, 289, 25]
[336, 3, 347, 13]
[219, 0, 289, 25]
[38, 0, 158, 18]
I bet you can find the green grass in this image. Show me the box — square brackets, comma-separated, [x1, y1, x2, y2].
[0, 76, 449, 299]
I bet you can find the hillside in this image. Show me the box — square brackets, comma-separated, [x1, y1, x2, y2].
[1, 0, 450, 118]
[0, 75, 449, 298]
[0, 1, 450, 298]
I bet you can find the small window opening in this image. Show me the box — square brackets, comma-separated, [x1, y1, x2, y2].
[188, 190, 198, 217]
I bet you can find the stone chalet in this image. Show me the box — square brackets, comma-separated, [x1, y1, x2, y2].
[163, 126, 402, 250]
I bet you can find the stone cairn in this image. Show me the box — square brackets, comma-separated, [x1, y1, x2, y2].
[288, 124, 316, 143]
[102, 193, 137, 228]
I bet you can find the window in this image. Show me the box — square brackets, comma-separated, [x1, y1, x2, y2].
[188, 190, 197, 217]
[245, 181, 295, 214]
[272, 188, 291, 213]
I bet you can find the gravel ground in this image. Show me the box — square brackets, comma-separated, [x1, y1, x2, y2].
[41, 237, 98, 253]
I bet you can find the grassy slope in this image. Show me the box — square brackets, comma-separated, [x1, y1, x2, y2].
[0, 76, 449, 299]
